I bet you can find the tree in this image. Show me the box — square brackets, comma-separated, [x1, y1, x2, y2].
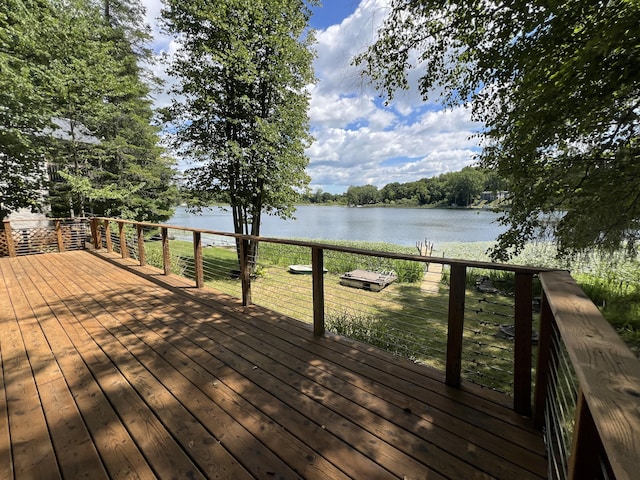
[380, 182, 407, 203]
[1, 0, 178, 222]
[46, 0, 178, 221]
[0, 0, 59, 220]
[482, 170, 508, 196]
[345, 184, 379, 206]
[405, 180, 430, 205]
[356, 0, 640, 259]
[444, 169, 485, 207]
[162, 0, 316, 265]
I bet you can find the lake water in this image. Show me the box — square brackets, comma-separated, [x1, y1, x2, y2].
[168, 205, 506, 247]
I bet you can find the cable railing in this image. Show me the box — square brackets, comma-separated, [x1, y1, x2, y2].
[10, 216, 637, 480]
[533, 271, 640, 480]
[89, 217, 544, 410]
[544, 320, 578, 480]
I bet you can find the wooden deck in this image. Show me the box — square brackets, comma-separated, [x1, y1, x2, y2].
[0, 250, 547, 479]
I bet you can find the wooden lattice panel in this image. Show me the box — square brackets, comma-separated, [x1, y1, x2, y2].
[14, 227, 58, 255]
[59, 224, 87, 250]
[0, 229, 8, 257]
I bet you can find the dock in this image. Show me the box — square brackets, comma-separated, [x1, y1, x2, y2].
[421, 262, 444, 294]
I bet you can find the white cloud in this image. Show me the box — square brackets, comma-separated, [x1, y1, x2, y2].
[306, 0, 481, 192]
[139, 0, 483, 193]
[141, 0, 166, 45]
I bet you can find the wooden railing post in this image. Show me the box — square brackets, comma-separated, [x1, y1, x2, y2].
[239, 238, 251, 306]
[118, 221, 128, 259]
[137, 224, 146, 266]
[3, 220, 16, 257]
[446, 264, 466, 387]
[540, 270, 640, 480]
[104, 220, 112, 252]
[193, 231, 204, 288]
[161, 227, 171, 275]
[533, 291, 553, 429]
[514, 272, 533, 416]
[90, 218, 99, 249]
[55, 220, 65, 252]
[312, 246, 325, 336]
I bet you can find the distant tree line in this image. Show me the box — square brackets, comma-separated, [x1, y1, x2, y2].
[303, 167, 507, 207]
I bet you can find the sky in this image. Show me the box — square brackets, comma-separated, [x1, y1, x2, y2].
[141, 0, 482, 194]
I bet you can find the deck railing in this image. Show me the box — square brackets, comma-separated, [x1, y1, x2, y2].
[89, 217, 639, 480]
[535, 271, 640, 480]
[1, 218, 89, 257]
[4, 216, 638, 479]
[89, 217, 545, 408]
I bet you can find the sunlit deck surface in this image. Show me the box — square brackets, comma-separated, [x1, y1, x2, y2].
[0, 250, 547, 479]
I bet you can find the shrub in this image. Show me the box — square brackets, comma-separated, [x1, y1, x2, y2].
[144, 243, 186, 277]
[392, 259, 424, 283]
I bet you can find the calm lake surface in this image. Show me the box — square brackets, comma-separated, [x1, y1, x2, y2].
[168, 205, 506, 247]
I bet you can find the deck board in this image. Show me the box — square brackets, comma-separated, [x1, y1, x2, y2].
[0, 250, 548, 479]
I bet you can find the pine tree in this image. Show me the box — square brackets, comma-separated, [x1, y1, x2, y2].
[1, 0, 178, 222]
[0, 0, 59, 220]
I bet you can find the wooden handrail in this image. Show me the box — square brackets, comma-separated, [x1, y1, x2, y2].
[90, 217, 548, 410]
[2, 218, 89, 256]
[538, 271, 640, 480]
[91, 216, 548, 275]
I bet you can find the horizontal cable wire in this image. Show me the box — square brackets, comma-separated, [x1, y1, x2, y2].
[544, 321, 578, 480]
[102, 232, 537, 395]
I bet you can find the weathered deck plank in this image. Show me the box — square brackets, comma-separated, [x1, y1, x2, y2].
[0, 250, 547, 479]
[5, 258, 108, 479]
[1, 262, 62, 479]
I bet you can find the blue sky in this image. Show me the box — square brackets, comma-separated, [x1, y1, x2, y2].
[142, 0, 481, 194]
[309, 1, 360, 29]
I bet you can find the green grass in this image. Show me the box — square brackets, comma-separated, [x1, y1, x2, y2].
[144, 239, 243, 297]
[141, 238, 519, 392]
[260, 239, 420, 274]
[438, 241, 640, 356]
[573, 272, 640, 357]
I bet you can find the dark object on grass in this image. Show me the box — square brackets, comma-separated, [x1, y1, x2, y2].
[498, 324, 539, 344]
[476, 276, 498, 294]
